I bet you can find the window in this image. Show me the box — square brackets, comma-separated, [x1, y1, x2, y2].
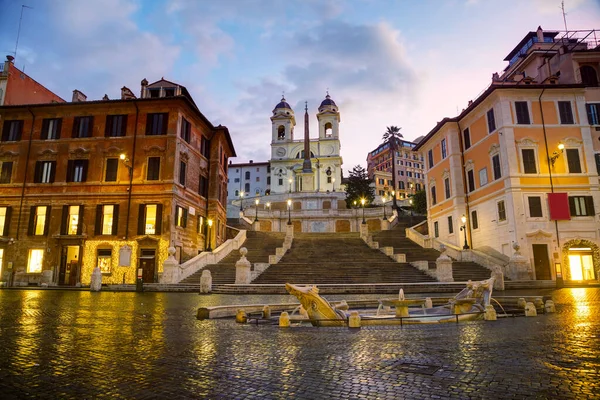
[471, 210, 478, 230]
[72, 116, 93, 138]
[463, 128, 471, 149]
[180, 117, 191, 143]
[497, 200, 506, 221]
[105, 158, 118, 182]
[0, 161, 13, 184]
[201, 136, 210, 158]
[234, 190, 239, 197]
[492, 154, 501, 180]
[199, 175, 208, 197]
[515, 102, 530, 124]
[278, 178, 283, 186]
[61, 205, 83, 235]
[430, 185, 437, 205]
[467, 169, 475, 192]
[528, 197, 543, 218]
[234, 178, 240, 183]
[138, 204, 162, 235]
[146, 113, 168, 135]
[441, 139, 447, 159]
[245, 171, 250, 180]
[479, 168, 488, 186]
[105, 115, 127, 137]
[448, 216, 454, 234]
[434, 221, 439, 238]
[521, 149, 537, 174]
[66, 160, 89, 182]
[41, 118, 62, 140]
[444, 177, 450, 199]
[165, 88, 175, 97]
[1, 120, 23, 141]
[558, 101, 574, 124]
[34, 161, 56, 183]
[595, 154, 600, 175]
[428, 149, 434, 168]
[97, 249, 112, 274]
[399, 181, 405, 190]
[29, 206, 50, 236]
[486, 109, 496, 133]
[244, 183, 250, 193]
[256, 177, 260, 182]
[95, 204, 119, 235]
[569, 196, 595, 216]
[176, 206, 188, 228]
[565, 149, 582, 173]
[147, 157, 160, 180]
[179, 161, 187, 186]
[27, 249, 44, 273]
[586, 103, 600, 125]
[0, 206, 11, 236]
[407, 172, 412, 178]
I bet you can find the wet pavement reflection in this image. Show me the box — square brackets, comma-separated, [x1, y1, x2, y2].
[0, 288, 598, 399]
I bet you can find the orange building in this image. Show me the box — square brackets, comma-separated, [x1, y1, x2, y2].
[0, 56, 65, 105]
[414, 27, 600, 283]
[0, 78, 235, 286]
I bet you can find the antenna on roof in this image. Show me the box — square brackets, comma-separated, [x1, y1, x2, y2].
[14, 5, 33, 61]
[560, 1, 568, 32]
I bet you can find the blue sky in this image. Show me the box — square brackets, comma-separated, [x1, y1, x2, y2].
[1, 0, 599, 173]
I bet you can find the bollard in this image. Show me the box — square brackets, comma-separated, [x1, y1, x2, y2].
[545, 300, 556, 313]
[425, 297, 433, 309]
[262, 305, 271, 319]
[235, 309, 248, 324]
[533, 298, 544, 310]
[517, 297, 527, 309]
[524, 302, 537, 317]
[348, 311, 361, 328]
[279, 312, 290, 327]
[484, 305, 497, 321]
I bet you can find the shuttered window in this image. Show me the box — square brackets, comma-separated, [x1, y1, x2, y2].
[569, 196, 595, 216]
[528, 197, 543, 218]
[515, 102, 530, 124]
[521, 149, 537, 174]
[566, 149, 582, 173]
[558, 101, 574, 124]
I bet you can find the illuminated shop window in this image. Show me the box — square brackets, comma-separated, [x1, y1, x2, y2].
[27, 249, 44, 273]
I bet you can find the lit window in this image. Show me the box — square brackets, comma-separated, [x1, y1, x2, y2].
[68, 206, 80, 235]
[145, 205, 157, 234]
[0, 206, 8, 236]
[97, 249, 112, 274]
[176, 206, 187, 228]
[27, 249, 44, 273]
[102, 205, 114, 235]
[34, 206, 47, 235]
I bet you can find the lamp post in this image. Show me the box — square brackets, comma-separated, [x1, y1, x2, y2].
[288, 178, 292, 193]
[287, 199, 292, 225]
[254, 198, 259, 222]
[266, 202, 271, 217]
[361, 197, 366, 224]
[119, 153, 132, 178]
[239, 191, 244, 212]
[460, 215, 469, 250]
[382, 194, 387, 220]
[206, 218, 213, 251]
[409, 199, 413, 216]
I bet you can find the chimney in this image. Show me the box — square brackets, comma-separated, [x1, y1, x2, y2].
[468, 100, 473, 107]
[72, 89, 87, 102]
[6, 55, 14, 63]
[141, 78, 148, 98]
[536, 26, 544, 43]
[121, 86, 136, 100]
[249, 160, 254, 164]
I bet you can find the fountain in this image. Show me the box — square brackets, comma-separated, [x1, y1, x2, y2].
[379, 288, 427, 318]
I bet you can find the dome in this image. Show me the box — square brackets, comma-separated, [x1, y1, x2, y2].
[274, 96, 292, 110]
[319, 93, 337, 108]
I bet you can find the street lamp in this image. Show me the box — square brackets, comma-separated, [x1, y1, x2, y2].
[266, 201, 271, 216]
[332, 177, 336, 192]
[239, 191, 244, 212]
[382, 194, 387, 220]
[288, 178, 292, 193]
[119, 153, 132, 178]
[254, 198, 259, 222]
[206, 218, 213, 251]
[287, 199, 292, 225]
[409, 199, 413, 216]
[361, 197, 366, 224]
[460, 214, 469, 250]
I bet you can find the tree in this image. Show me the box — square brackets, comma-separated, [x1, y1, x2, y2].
[382, 126, 403, 210]
[344, 165, 375, 208]
[410, 190, 427, 215]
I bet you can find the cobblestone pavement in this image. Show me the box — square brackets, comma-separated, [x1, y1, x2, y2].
[0, 288, 598, 399]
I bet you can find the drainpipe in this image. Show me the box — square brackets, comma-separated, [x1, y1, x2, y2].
[124, 101, 139, 240]
[16, 107, 35, 240]
[539, 88, 563, 284]
[456, 121, 472, 250]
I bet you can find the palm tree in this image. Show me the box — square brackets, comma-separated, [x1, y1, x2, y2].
[382, 126, 403, 211]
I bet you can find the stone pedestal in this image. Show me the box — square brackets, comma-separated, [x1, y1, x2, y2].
[507, 243, 532, 280]
[90, 267, 102, 291]
[200, 270, 212, 293]
[160, 247, 179, 284]
[436, 246, 453, 282]
[252, 221, 260, 231]
[286, 223, 294, 239]
[348, 311, 361, 328]
[279, 312, 290, 327]
[545, 300, 556, 313]
[525, 302, 537, 317]
[359, 223, 368, 240]
[235, 247, 252, 284]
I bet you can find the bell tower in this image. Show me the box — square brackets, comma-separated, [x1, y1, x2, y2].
[317, 92, 340, 140]
[270, 96, 295, 143]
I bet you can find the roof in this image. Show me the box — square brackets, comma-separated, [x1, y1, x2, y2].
[319, 94, 337, 108]
[274, 96, 292, 110]
[504, 29, 559, 61]
[229, 161, 270, 168]
[412, 83, 586, 151]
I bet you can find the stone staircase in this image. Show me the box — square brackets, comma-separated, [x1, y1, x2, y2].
[252, 232, 436, 284]
[372, 218, 493, 282]
[178, 231, 286, 285]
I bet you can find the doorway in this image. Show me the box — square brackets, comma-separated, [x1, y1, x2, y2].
[568, 248, 595, 281]
[139, 249, 156, 283]
[532, 244, 551, 280]
[59, 246, 81, 285]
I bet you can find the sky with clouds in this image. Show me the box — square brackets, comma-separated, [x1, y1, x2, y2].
[1, 0, 599, 173]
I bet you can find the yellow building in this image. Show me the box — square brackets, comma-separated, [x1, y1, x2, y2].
[414, 27, 600, 283]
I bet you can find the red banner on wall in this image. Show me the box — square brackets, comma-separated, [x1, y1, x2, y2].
[548, 193, 570, 220]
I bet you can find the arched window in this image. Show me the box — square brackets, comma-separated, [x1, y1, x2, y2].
[295, 150, 315, 159]
[245, 171, 250, 180]
[324, 122, 333, 137]
[235, 190, 239, 196]
[277, 125, 285, 139]
[244, 183, 250, 193]
[580, 65, 599, 87]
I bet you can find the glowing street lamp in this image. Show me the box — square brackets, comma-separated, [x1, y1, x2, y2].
[206, 218, 213, 251]
[254, 198, 259, 222]
[288, 178, 293, 193]
[361, 197, 366, 224]
[266, 202, 271, 216]
[287, 199, 292, 225]
[460, 214, 469, 250]
[240, 191, 245, 212]
[382, 194, 387, 220]
[332, 177, 336, 192]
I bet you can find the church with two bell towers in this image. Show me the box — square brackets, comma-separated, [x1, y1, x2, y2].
[269, 93, 343, 194]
